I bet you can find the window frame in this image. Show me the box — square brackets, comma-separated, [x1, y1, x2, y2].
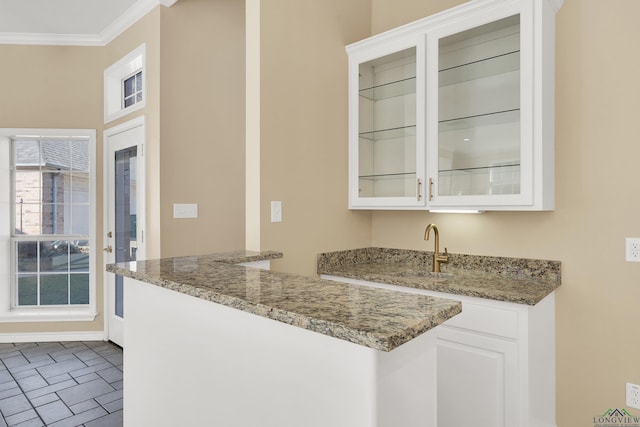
[104, 44, 146, 124]
[0, 128, 97, 322]
[122, 70, 143, 109]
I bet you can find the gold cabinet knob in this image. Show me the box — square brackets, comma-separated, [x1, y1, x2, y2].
[103, 246, 113, 253]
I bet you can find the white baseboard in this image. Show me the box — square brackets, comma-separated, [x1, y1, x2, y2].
[0, 331, 106, 343]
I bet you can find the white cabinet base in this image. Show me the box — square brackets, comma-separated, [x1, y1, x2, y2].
[124, 277, 439, 427]
[322, 274, 556, 427]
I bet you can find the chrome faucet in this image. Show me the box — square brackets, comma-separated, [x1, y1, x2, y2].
[424, 224, 449, 273]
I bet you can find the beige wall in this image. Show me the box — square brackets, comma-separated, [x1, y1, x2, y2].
[259, 0, 373, 275]
[368, 0, 640, 424]
[159, 0, 246, 257]
[0, 44, 104, 333]
[259, 0, 640, 423]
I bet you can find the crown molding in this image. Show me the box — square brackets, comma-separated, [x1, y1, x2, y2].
[0, 32, 103, 46]
[0, 0, 179, 46]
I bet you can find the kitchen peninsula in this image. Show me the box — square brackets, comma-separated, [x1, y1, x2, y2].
[107, 251, 462, 427]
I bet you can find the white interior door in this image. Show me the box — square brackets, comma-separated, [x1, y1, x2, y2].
[104, 117, 145, 347]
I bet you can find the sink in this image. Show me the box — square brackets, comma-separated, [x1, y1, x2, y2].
[398, 270, 453, 280]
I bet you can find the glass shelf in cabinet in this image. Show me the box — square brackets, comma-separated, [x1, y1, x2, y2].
[360, 125, 416, 141]
[359, 172, 417, 180]
[439, 109, 519, 132]
[439, 50, 520, 88]
[360, 76, 416, 101]
[437, 164, 520, 196]
[438, 163, 520, 175]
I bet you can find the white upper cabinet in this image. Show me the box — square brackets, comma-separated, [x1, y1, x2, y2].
[347, 0, 562, 210]
[348, 34, 427, 209]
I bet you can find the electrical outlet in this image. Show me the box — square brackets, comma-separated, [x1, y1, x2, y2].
[627, 383, 640, 409]
[626, 238, 640, 262]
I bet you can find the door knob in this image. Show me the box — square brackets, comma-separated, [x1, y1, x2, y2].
[104, 246, 113, 253]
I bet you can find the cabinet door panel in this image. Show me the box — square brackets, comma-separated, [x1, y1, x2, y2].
[434, 14, 524, 201]
[348, 38, 426, 209]
[437, 328, 518, 427]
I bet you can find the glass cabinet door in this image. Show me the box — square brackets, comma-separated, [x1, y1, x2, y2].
[348, 0, 555, 211]
[427, 5, 533, 208]
[349, 41, 426, 208]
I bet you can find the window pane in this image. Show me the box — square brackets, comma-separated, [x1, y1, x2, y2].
[124, 96, 134, 108]
[15, 170, 41, 204]
[15, 203, 41, 235]
[15, 139, 41, 164]
[70, 205, 89, 235]
[41, 140, 71, 170]
[70, 140, 89, 173]
[18, 275, 37, 305]
[40, 241, 69, 272]
[71, 173, 90, 203]
[135, 71, 142, 91]
[40, 203, 66, 235]
[41, 172, 62, 206]
[40, 275, 68, 305]
[70, 241, 89, 272]
[70, 274, 89, 304]
[17, 241, 38, 272]
[124, 75, 135, 97]
[115, 275, 124, 318]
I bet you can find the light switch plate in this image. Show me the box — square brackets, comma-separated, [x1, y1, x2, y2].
[271, 201, 282, 223]
[173, 203, 198, 219]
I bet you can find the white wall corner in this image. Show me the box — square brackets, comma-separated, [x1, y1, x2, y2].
[160, 0, 179, 6]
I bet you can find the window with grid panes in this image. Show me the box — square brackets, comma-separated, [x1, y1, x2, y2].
[12, 137, 91, 307]
[123, 70, 143, 109]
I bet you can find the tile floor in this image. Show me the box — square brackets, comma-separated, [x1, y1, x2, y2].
[0, 342, 123, 427]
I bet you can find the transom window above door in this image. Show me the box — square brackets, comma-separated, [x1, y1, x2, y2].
[104, 44, 146, 123]
[123, 70, 143, 109]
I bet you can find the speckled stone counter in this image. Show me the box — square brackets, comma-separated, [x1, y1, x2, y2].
[318, 248, 561, 305]
[107, 250, 461, 352]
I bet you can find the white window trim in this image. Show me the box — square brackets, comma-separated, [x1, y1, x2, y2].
[104, 44, 146, 124]
[0, 128, 97, 322]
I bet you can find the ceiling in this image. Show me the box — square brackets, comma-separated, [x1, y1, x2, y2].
[0, 0, 177, 46]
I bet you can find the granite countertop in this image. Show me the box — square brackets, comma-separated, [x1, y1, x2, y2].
[318, 248, 561, 306]
[106, 250, 462, 352]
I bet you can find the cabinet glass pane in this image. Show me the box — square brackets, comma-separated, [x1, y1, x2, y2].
[438, 15, 521, 197]
[359, 47, 416, 198]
